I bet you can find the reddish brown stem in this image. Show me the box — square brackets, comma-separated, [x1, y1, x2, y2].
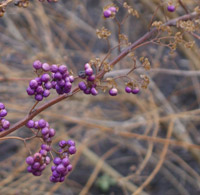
[0, 11, 199, 138]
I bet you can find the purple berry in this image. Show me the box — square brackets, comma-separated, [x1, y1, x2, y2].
[56, 164, 66, 174]
[39, 164, 46, 171]
[38, 119, 47, 128]
[84, 63, 91, 69]
[53, 170, 60, 178]
[41, 73, 50, 83]
[36, 86, 44, 94]
[32, 162, 40, 170]
[91, 87, 98, 96]
[64, 82, 72, 89]
[45, 156, 51, 164]
[42, 127, 49, 135]
[41, 144, 50, 151]
[51, 166, 56, 172]
[62, 157, 70, 167]
[108, 6, 117, 13]
[58, 79, 65, 87]
[50, 176, 57, 183]
[35, 94, 43, 101]
[43, 89, 50, 97]
[27, 87, 35, 96]
[27, 166, 33, 173]
[29, 79, 38, 89]
[33, 60, 42, 70]
[42, 63, 51, 71]
[26, 156, 34, 165]
[39, 149, 47, 156]
[32, 171, 42, 176]
[85, 68, 93, 76]
[79, 81, 87, 91]
[59, 140, 67, 148]
[51, 64, 58, 73]
[67, 164, 72, 172]
[44, 82, 52, 90]
[84, 88, 91, 94]
[109, 88, 118, 96]
[54, 72, 62, 80]
[49, 128, 55, 137]
[69, 75, 74, 83]
[34, 153, 42, 161]
[67, 140, 75, 146]
[125, 86, 132, 93]
[87, 75, 96, 81]
[167, 5, 176, 12]
[0, 109, 7, 117]
[132, 87, 140, 94]
[103, 9, 111, 18]
[0, 103, 5, 109]
[2, 120, 10, 129]
[53, 157, 61, 165]
[68, 146, 76, 155]
[59, 176, 65, 182]
[58, 65, 67, 74]
[27, 120, 35, 128]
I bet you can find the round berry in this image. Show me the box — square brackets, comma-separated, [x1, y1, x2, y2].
[29, 79, 38, 89]
[42, 127, 49, 135]
[33, 60, 42, 70]
[109, 6, 117, 13]
[49, 128, 55, 137]
[68, 146, 76, 155]
[43, 89, 50, 97]
[167, 5, 176, 12]
[59, 140, 67, 148]
[132, 87, 140, 94]
[38, 119, 46, 128]
[27, 120, 35, 128]
[2, 120, 10, 129]
[79, 81, 87, 91]
[35, 94, 43, 101]
[62, 157, 70, 167]
[85, 68, 93, 76]
[103, 9, 111, 18]
[59, 65, 67, 74]
[51, 64, 58, 73]
[41, 73, 50, 83]
[84, 63, 91, 70]
[0, 103, 5, 109]
[67, 164, 72, 172]
[53, 157, 61, 165]
[27, 87, 35, 96]
[56, 164, 66, 174]
[91, 87, 98, 96]
[67, 140, 75, 146]
[125, 86, 132, 93]
[26, 156, 34, 165]
[42, 63, 51, 71]
[54, 72, 62, 80]
[0, 109, 7, 117]
[109, 88, 118, 96]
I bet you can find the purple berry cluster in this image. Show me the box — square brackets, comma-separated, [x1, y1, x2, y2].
[26, 145, 51, 176]
[78, 63, 98, 96]
[50, 139, 76, 183]
[103, 6, 117, 18]
[125, 86, 140, 94]
[26, 119, 55, 143]
[27, 60, 74, 101]
[0, 103, 10, 132]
